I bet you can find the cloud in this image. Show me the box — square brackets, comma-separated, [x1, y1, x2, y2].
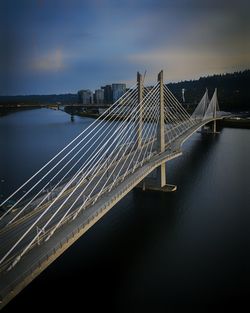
[1, 0, 249, 94]
[128, 46, 250, 83]
[30, 49, 65, 72]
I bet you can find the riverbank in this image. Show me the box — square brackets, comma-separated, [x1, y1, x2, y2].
[2, 105, 250, 129]
[221, 117, 250, 128]
[76, 111, 100, 118]
[73, 111, 250, 128]
[0, 106, 42, 117]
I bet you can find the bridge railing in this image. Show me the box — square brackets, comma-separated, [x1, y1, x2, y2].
[0, 152, 163, 301]
[0, 71, 222, 279]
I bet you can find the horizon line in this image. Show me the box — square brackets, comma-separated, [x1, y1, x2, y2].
[0, 69, 249, 98]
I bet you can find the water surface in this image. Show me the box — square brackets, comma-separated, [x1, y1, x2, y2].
[1, 109, 250, 312]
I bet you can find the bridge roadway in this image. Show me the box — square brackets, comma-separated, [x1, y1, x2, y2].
[0, 117, 220, 307]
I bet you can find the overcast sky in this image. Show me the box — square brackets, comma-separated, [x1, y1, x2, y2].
[0, 0, 249, 95]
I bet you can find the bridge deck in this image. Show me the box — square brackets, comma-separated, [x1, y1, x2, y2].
[0, 117, 222, 308]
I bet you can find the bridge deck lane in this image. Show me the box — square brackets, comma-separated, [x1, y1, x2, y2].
[0, 117, 223, 305]
[0, 140, 158, 269]
[0, 118, 219, 270]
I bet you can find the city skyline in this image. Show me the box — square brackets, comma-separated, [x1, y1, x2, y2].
[1, 0, 249, 95]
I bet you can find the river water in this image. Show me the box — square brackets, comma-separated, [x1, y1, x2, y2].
[1, 108, 250, 312]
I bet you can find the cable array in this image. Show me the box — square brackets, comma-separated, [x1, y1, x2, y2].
[192, 89, 210, 120]
[0, 74, 221, 272]
[164, 85, 195, 144]
[203, 89, 218, 120]
[0, 82, 160, 268]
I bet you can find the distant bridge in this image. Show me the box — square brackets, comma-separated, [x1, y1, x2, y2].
[0, 70, 229, 309]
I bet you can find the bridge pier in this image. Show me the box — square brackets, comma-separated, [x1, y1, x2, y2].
[150, 162, 177, 192]
[200, 120, 219, 134]
[157, 162, 166, 187]
[213, 120, 217, 133]
[211, 88, 219, 134]
[138, 163, 177, 192]
[155, 71, 176, 192]
[137, 70, 176, 193]
[137, 72, 143, 148]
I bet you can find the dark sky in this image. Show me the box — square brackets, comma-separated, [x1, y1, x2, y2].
[0, 0, 249, 95]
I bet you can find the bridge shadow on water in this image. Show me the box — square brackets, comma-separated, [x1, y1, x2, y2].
[3, 129, 249, 313]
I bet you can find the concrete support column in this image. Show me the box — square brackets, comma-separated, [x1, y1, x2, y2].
[157, 70, 165, 153]
[137, 70, 176, 192]
[157, 162, 166, 187]
[137, 72, 143, 148]
[212, 88, 217, 133]
[157, 70, 166, 187]
[213, 120, 217, 133]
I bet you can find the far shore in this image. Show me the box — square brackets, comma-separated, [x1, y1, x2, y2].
[1, 105, 250, 129]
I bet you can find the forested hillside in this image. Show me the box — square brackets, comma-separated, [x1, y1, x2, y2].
[168, 70, 250, 111]
[1, 70, 249, 112]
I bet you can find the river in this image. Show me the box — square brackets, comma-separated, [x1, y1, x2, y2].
[1, 108, 250, 312]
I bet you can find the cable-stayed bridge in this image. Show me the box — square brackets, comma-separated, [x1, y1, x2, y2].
[0, 71, 228, 308]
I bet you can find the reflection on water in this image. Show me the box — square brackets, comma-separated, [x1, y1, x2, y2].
[1, 109, 250, 311]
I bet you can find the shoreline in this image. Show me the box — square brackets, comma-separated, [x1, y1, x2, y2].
[1, 107, 250, 129]
[220, 117, 250, 129]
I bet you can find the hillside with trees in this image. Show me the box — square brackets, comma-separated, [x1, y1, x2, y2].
[167, 70, 250, 112]
[0, 70, 249, 113]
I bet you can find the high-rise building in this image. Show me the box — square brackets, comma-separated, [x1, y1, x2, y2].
[94, 89, 104, 104]
[77, 89, 93, 104]
[112, 83, 126, 102]
[101, 85, 113, 104]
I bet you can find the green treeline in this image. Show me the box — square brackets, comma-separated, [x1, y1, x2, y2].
[167, 70, 250, 111]
[0, 70, 249, 112]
